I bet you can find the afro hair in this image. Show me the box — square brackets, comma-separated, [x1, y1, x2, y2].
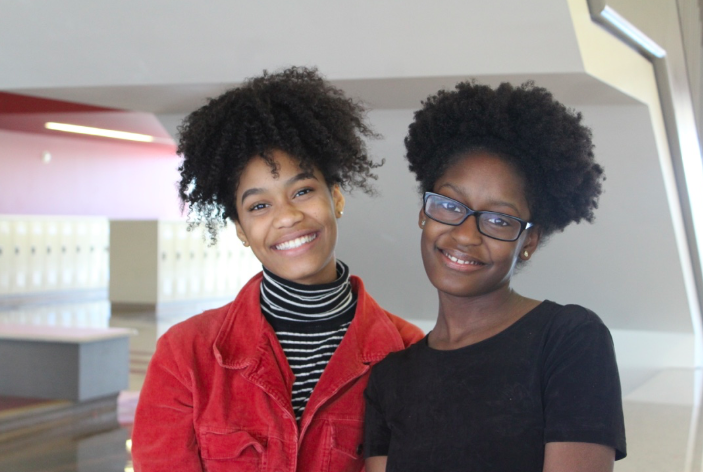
[177, 66, 381, 240]
[405, 80, 604, 237]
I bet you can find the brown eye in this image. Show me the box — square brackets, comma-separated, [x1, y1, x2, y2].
[294, 188, 313, 198]
[249, 203, 269, 212]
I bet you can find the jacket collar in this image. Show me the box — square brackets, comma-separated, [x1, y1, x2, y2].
[213, 273, 406, 369]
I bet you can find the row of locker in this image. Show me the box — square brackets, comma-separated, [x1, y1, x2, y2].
[0, 216, 109, 295]
[1, 217, 262, 303]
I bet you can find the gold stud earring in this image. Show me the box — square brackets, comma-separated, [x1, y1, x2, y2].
[523, 250, 529, 258]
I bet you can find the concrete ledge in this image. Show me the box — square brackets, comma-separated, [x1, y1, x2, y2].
[0, 325, 132, 401]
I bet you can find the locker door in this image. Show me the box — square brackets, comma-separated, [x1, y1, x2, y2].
[28, 219, 46, 292]
[100, 221, 110, 288]
[174, 223, 189, 301]
[0, 220, 12, 295]
[59, 221, 75, 289]
[158, 222, 176, 302]
[87, 220, 105, 289]
[217, 228, 237, 297]
[11, 220, 30, 293]
[187, 226, 204, 300]
[201, 232, 217, 299]
[74, 220, 90, 288]
[44, 220, 60, 291]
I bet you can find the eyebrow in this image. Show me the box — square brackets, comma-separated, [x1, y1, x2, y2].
[437, 182, 521, 213]
[240, 171, 318, 205]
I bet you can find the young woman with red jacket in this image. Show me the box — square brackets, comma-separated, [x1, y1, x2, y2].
[131, 67, 423, 472]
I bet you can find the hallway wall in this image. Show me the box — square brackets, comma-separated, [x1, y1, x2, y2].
[0, 130, 182, 219]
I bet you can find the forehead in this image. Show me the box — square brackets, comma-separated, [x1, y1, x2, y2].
[238, 151, 322, 186]
[435, 151, 529, 208]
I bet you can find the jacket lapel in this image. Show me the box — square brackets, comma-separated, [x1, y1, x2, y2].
[213, 273, 296, 421]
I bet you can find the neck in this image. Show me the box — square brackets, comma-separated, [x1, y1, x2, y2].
[429, 286, 539, 350]
[260, 260, 356, 329]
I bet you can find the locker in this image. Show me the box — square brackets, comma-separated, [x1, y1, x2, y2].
[74, 220, 90, 288]
[186, 226, 204, 298]
[28, 220, 46, 292]
[100, 221, 110, 288]
[87, 221, 106, 289]
[11, 220, 30, 293]
[59, 221, 76, 289]
[173, 223, 189, 300]
[158, 222, 176, 302]
[0, 220, 12, 295]
[44, 220, 60, 290]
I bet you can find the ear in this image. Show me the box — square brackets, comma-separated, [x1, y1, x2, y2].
[519, 226, 541, 261]
[418, 208, 426, 230]
[234, 219, 250, 247]
[332, 185, 345, 218]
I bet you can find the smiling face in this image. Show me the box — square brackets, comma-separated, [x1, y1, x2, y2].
[234, 149, 345, 285]
[419, 151, 540, 299]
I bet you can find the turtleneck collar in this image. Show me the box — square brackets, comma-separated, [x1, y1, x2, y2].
[260, 260, 357, 332]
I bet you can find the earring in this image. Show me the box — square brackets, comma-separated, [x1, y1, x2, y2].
[339, 210, 344, 216]
[242, 241, 249, 247]
[523, 250, 529, 258]
[421, 220, 426, 227]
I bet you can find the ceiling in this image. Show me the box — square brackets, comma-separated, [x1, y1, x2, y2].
[0, 0, 633, 116]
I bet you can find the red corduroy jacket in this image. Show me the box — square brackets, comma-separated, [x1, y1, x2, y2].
[132, 273, 422, 472]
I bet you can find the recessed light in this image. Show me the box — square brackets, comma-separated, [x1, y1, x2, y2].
[45, 122, 154, 142]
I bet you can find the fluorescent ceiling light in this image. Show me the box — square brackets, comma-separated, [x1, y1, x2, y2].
[45, 122, 154, 142]
[601, 6, 666, 58]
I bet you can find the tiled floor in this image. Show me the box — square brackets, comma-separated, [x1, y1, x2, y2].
[0, 298, 701, 471]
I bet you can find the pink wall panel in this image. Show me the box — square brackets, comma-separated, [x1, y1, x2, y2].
[0, 129, 185, 219]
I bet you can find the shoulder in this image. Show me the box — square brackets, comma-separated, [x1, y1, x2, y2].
[537, 302, 618, 368]
[384, 311, 425, 347]
[540, 301, 611, 339]
[373, 337, 427, 373]
[157, 302, 233, 356]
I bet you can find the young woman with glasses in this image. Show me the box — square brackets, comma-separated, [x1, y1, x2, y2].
[364, 81, 626, 472]
[131, 67, 423, 472]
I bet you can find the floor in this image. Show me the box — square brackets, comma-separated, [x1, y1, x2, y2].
[0, 298, 701, 471]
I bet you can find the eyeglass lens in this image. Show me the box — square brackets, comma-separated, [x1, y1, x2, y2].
[424, 194, 523, 240]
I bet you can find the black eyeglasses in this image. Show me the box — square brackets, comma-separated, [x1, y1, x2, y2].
[423, 192, 533, 242]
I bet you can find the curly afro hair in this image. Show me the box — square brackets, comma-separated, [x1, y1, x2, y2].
[177, 66, 381, 240]
[405, 80, 604, 237]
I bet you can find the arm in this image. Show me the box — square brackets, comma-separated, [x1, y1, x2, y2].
[543, 442, 615, 472]
[132, 334, 202, 472]
[366, 455, 388, 472]
[542, 308, 626, 466]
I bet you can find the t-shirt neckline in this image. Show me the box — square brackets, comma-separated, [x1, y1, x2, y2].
[423, 300, 554, 353]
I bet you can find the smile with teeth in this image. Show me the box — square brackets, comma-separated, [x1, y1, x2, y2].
[442, 250, 482, 266]
[275, 233, 317, 250]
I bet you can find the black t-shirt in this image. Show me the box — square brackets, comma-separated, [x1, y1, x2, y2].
[364, 301, 626, 471]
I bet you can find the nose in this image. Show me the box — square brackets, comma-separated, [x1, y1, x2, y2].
[273, 201, 304, 228]
[450, 214, 483, 246]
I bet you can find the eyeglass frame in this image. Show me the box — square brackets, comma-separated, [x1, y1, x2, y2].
[422, 191, 534, 242]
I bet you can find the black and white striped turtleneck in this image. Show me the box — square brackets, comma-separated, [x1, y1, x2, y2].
[260, 261, 357, 421]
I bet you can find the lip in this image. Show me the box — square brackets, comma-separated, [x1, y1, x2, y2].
[439, 248, 486, 271]
[271, 230, 320, 253]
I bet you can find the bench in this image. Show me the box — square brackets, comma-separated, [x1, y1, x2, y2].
[0, 325, 132, 401]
